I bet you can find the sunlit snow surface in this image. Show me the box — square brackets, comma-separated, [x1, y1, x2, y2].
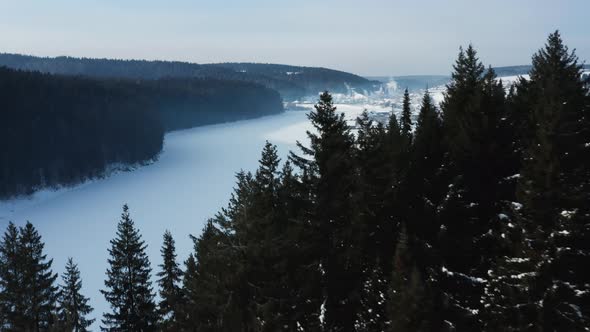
[498, 74, 530, 86]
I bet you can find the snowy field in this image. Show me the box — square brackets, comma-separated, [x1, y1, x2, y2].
[0, 103, 372, 326]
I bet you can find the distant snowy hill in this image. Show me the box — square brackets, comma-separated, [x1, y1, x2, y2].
[207, 62, 380, 98]
[368, 64, 590, 93]
[0, 53, 379, 100]
[494, 64, 590, 76]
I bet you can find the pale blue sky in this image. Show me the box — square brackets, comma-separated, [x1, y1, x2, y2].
[0, 0, 588, 76]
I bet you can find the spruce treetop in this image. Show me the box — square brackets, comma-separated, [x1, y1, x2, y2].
[531, 30, 582, 82]
[255, 141, 281, 191]
[59, 257, 95, 331]
[401, 88, 413, 140]
[157, 230, 183, 329]
[101, 204, 157, 331]
[447, 44, 485, 92]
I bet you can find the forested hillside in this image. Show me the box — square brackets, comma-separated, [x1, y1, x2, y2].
[1, 31, 588, 331]
[134, 77, 283, 131]
[0, 54, 378, 100]
[208, 62, 378, 98]
[0, 67, 283, 198]
[0, 67, 163, 198]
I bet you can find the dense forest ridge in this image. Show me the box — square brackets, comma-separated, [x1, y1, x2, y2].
[0, 53, 379, 100]
[0, 66, 283, 199]
[1, 31, 588, 331]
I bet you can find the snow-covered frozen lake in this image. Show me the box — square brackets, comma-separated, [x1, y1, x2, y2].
[0, 103, 374, 326]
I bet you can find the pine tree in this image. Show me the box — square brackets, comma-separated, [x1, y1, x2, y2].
[178, 253, 198, 331]
[157, 230, 183, 330]
[517, 30, 588, 229]
[0, 222, 26, 330]
[387, 109, 402, 142]
[437, 45, 504, 331]
[215, 171, 259, 331]
[253, 143, 316, 331]
[181, 220, 242, 331]
[356, 110, 396, 272]
[400, 88, 413, 144]
[278, 161, 323, 331]
[488, 30, 590, 331]
[404, 91, 445, 252]
[480, 30, 590, 331]
[355, 111, 394, 330]
[412, 91, 442, 177]
[0, 222, 60, 330]
[533, 30, 590, 330]
[441, 45, 485, 171]
[290, 91, 361, 331]
[385, 111, 404, 191]
[233, 141, 284, 331]
[480, 66, 511, 203]
[392, 89, 422, 279]
[101, 204, 158, 331]
[397, 90, 415, 218]
[18, 222, 59, 331]
[57, 258, 94, 331]
[391, 92, 447, 330]
[179, 168, 263, 331]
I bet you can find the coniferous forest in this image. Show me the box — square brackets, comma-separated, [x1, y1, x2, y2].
[0, 67, 282, 198]
[1, 31, 589, 331]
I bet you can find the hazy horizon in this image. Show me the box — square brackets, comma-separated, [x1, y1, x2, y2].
[1, 0, 589, 76]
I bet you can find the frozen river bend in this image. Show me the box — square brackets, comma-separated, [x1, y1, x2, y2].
[0, 103, 373, 324]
